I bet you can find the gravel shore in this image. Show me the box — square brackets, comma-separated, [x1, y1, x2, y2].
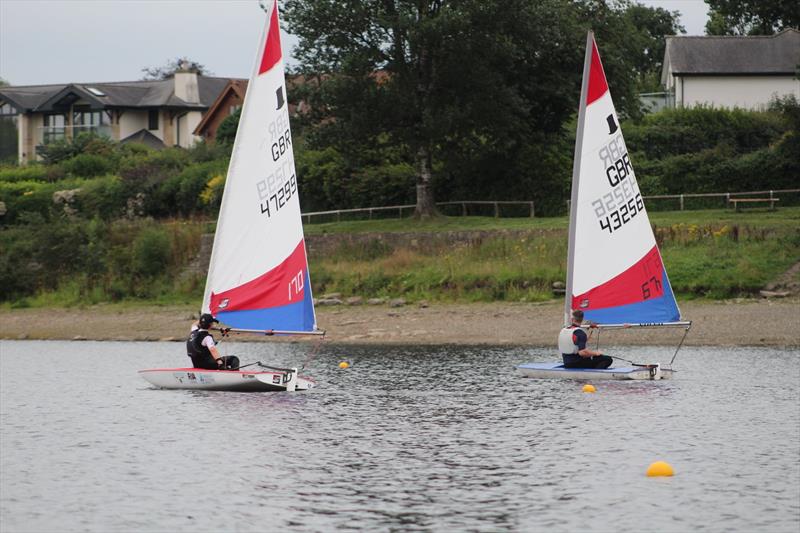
[1, 297, 797, 347]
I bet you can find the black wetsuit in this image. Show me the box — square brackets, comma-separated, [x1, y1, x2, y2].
[562, 328, 613, 369]
[187, 329, 219, 369]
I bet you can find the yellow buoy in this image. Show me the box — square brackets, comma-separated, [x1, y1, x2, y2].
[582, 384, 596, 393]
[646, 461, 674, 477]
[338, 361, 350, 369]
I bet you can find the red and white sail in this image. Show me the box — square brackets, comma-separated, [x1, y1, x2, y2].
[565, 32, 683, 326]
[202, 0, 317, 332]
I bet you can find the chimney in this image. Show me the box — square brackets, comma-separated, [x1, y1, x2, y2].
[173, 60, 200, 104]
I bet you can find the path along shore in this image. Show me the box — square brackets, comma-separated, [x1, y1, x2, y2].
[1, 297, 797, 347]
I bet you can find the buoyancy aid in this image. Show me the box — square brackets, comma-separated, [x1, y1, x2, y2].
[558, 325, 585, 355]
[187, 329, 216, 369]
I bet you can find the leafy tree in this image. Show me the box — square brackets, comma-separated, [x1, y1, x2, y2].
[284, 0, 586, 218]
[283, 1, 684, 216]
[0, 77, 9, 87]
[705, 0, 800, 35]
[215, 107, 241, 145]
[141, 57, 212, 80]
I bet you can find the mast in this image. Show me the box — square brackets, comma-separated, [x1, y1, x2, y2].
[201, 5, 268, 314]
[564, 31, 594, 327]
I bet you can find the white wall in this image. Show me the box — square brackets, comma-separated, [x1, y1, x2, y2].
[175, 111, 203, 148]
[674, 75, 799, 109]
[118, 110, 150, 140]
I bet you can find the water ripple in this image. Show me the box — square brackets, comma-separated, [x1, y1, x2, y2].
[0, 341, 798, 532]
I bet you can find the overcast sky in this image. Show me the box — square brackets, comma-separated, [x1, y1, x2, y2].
[0, 0, 710, 86]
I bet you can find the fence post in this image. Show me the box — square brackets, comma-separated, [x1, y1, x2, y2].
[680, 194, 684, 211]
[566, 199, 571, 214]
[337, 210, 341, 222]
[369, 208, 373, 220]
[462, 202, 467, 217]
[494, 202, 499, 218]
[726, 193, 730, 209]
[399, 206, 403, 219]
[529, 201, 535, 218]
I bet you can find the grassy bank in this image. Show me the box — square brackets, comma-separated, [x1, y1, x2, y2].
[2, 207, 798, 309]
[308, 208, 800, 302]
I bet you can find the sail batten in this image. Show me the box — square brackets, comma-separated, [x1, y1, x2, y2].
[566, 32, 682, 327]
[202, 0, 318, 333]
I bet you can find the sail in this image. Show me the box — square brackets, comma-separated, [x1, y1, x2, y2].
[564, 32, 681, 326]
[202, 0, 317, 332]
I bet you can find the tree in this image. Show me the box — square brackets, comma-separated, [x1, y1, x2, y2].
[283, 0, 584, 218]
[704, 0, 800, 35]
[215, 107, 241, 146]
[141, 57, 212, 80]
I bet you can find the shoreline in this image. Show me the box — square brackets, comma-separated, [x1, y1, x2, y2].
[1, 297, 797, 347]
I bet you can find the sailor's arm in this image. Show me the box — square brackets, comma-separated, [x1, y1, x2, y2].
[209, 345, 222, 364]
[578, 347, 603, 357]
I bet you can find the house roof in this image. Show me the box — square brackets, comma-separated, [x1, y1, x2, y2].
[193, 79, 249, 136]
[120, 129, 166, 149]
[663, 28, 800, 80]
[0, 76, 242, 113]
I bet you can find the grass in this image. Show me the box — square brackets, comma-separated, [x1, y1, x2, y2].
[3, 207, 798, 308]
[304, 206, 800, 235]
[307, 207, 800, 302]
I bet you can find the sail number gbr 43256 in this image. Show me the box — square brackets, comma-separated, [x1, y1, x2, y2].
[590, 131, 644, 234]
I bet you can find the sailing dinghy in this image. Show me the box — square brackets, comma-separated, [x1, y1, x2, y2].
[517, 32, 690, 381]
[140, 1, 322, 392]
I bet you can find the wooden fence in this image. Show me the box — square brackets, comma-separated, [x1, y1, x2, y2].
[302, 188, 800, 224]
[302, 200, 535, 224]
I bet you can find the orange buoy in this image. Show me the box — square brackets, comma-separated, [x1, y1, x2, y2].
[646, 461, 674, 477]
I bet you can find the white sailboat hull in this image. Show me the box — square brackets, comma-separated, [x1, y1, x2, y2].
[139, 368, 315, 392]
[516, 362, 672, 381]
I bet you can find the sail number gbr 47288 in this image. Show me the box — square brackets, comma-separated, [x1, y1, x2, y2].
[590, 131, 643, 234]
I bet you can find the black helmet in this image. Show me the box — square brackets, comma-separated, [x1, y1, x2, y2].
[198, 313, 219, 329]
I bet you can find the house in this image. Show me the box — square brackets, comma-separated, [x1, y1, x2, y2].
[0, 67, 245, 164]
[193, 79, 247, 142]
[661, 28, 800, 109]
[193, 75, 314, 142]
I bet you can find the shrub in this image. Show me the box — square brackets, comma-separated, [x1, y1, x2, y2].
[0, 165, 49, 183]
[75, 176, 127, 219]
[132, 227, 171, 278]
[62, 153, 112, 178]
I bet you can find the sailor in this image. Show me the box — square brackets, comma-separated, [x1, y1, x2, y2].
[187, 313, 239, 370]
[558, 309, 613, 369]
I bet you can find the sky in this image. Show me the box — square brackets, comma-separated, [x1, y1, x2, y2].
[0, 0, 710, 87]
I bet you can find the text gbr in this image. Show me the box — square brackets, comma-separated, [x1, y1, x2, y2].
[591, 131, 643, 234]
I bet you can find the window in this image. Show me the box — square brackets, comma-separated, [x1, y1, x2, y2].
[0, 103, 18, 161]
[229, 104, 242, 115]
[86, 87, 106, 97]
[148, 110, 159, 130]
[43, 113, 66, 144]
[72, 108, 109, 136]
[0, 102, 17, 116]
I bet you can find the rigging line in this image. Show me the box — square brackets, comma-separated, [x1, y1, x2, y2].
[668, 324, 692, 368]
[300, 333, 326, 372]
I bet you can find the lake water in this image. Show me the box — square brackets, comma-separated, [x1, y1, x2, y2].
[1, 340, 798, 532]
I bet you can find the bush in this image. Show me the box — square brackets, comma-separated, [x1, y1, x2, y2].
[62, 154, 112, 178]
[216, 108, 241, 145]
[156, 160, 228, 216]
[132, 227, 171, 278]
[0, 180, 63, 223]
[75, 176, 127, 219]
[0, 165, 49, 183]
